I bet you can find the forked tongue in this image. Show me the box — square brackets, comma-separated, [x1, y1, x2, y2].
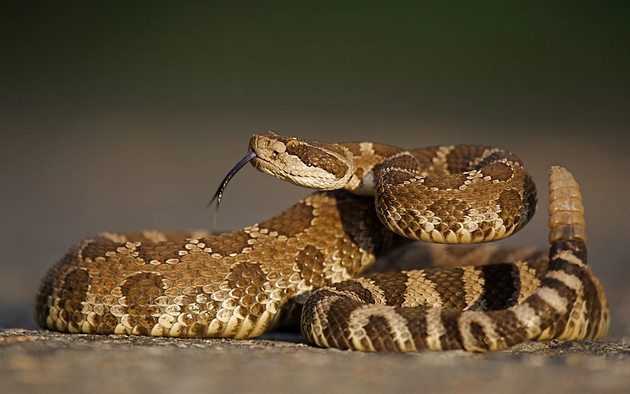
[207, 151, 257, 222]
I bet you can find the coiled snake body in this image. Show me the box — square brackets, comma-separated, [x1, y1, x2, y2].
[35, 132, 609, 352]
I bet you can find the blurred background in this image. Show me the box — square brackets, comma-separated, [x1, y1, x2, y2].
[1, 3, 629, 336]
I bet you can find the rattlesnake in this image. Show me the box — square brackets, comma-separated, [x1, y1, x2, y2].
[34, 132, 609, 352]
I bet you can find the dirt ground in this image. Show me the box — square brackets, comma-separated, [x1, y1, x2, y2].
[2, 329, 630, 394]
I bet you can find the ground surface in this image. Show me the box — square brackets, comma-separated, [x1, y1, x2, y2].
[2, 329, 630, 394]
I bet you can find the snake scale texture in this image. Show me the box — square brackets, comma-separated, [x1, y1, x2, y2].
[35, 132, 609, 352]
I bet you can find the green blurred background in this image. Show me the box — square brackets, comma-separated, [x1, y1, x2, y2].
[2, 2, 629, 335]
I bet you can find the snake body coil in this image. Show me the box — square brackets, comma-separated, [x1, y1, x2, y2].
[35, 132, 609, 351]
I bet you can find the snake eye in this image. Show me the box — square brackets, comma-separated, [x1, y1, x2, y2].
[285, 139, 300, 152]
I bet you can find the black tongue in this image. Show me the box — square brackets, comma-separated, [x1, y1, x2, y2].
[207, 151, 257, 218]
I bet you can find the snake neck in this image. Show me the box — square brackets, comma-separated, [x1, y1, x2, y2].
[341, 141, 408, 196]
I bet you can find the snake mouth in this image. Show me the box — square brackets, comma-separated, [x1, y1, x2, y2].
[248, 153, 293, 179]
[251, 153, 352, 191]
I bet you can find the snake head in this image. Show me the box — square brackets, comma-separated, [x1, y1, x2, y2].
[248, 131, 356, 190]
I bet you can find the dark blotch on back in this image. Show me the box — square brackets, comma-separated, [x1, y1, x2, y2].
[330, 281, 376, 304]
[334, 190, 403, 255]
[497, 189, 523, 223]
[372, 144, 405, 158]
[259, 201, 314, 237]
[472, 149, 523, 169]
[364, 315, 398, 351]
[422, 268, 468, 309]
[379, 170, 415, 187]
[442, 145, 490, 173]
[480, 162, 514, 182]
[364, 272, 410, 306]
[207, 230, 252, 256]
[467, 322, 490, 351]
[135, 241, 187, 263]
[440, 308, 464, 350]
[423, 173, 468, 190]
[120, 271, 165, 334]
[522, 172, 538, 220]
[378, 155, 419, 186]
[394, 307, 429, 349]
[477, 263, 520, 310]
[82, 238, 116, 261]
